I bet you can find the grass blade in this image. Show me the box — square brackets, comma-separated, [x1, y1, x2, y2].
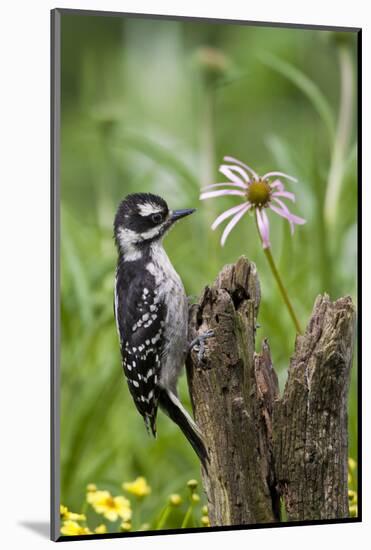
[260, 52, 335, 141]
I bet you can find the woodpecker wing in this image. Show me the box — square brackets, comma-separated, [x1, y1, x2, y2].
[115, 262, 166, 434]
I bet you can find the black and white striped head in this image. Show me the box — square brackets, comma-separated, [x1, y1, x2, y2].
[114, 193, 195, 257]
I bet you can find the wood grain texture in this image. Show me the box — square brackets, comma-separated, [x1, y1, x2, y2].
[273, 294, 356, 521]
[186, 256, 279, 525]
[186, 257, 356, 526]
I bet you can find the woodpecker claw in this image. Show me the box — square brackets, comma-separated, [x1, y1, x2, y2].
[189, 329, 214, 362]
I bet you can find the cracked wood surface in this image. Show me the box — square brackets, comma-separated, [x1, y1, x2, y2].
[273, 294, 356, 521]
[186, 256, 280, 525]
[186, 256, 356, 526]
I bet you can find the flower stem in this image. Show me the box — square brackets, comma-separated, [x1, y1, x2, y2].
[156, 504, 171, 530]
[181, 505, 193, 529]
[254, 211, 302, 334]
[262, 246, 303, 334]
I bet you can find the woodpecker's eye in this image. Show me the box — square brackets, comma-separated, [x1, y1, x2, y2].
[151, 213, 163, 224]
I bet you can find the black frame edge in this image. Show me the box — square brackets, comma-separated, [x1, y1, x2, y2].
[56, 517, 361, 543]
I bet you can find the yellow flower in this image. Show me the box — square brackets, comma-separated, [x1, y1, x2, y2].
[122, 476, 151, 497]
[201, 515, 210, 527]
[187, 479, 198, 490]
[87, 483, 97, 492]
[60, 520, 91, 536]
[191, 493, 200, 503]
[87, 490, 132, 522]
[348, 457, 357, 472]
[60, 504, 86, 521]
[67, 512, 86, 521]
[60, 505, 68, 518]
[349, 504, 358, 517]
[169, 494, 182, 506]
[348, 489, 357, 503]
[94, 524, 107, 534]
[201, 505, 208, 515]
[120, 521, 132, 532]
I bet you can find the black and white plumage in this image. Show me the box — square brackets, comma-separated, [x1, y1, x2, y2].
[113, 193, 208, 464]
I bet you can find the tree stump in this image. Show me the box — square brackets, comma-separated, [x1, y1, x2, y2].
[186, 256, 356, 526]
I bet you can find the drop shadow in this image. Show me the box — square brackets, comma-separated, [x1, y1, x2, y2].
[19, 521, 50, 539]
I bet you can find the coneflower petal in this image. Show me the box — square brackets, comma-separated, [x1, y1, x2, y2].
[211, 202, 249, 230]
[272, 197, 306, 224]
[223, 156, 259, 180]
[201, 181, 247, 191]
[270, 179, 284, 192]
[271, 190, 296, 202]
[200, 189, 246, 200]
[270, 202, 306, 235]
[219, 164, 250, 184]
[221, 204, 251, 246]
[256, 208, 271, 249]
[271, 200, 294, 233]
[263, 171, 298, 183]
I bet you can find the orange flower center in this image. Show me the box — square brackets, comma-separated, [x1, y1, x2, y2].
[105, 497, 116, 509]
[247, 179, 271, 207]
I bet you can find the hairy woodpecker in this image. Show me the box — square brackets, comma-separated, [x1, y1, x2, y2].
[113, 193, 208, 465]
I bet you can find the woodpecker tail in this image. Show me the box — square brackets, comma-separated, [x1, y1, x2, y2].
[158, 388, 209, 468]
[144, 413, 157, 438]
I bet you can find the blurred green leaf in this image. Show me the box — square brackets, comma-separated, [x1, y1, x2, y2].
[260, 52, 336, 141]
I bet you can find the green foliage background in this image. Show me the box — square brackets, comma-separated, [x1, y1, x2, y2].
[60, 12, 358, 526]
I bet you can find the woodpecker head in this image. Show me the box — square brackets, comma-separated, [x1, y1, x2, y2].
[114, 193, 195, 257]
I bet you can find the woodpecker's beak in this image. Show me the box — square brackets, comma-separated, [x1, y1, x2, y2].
[170, 208, 196, 222]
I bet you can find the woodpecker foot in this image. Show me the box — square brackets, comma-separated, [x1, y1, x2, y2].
[189, 329, 214, 362]
[253, 322, 261, 335]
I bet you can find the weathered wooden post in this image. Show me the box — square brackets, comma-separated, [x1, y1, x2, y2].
[186, 256, 355, 526]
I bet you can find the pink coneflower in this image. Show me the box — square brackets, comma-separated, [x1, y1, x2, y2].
[200, 156, 306, 247]
[200, 156, 307, 334]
